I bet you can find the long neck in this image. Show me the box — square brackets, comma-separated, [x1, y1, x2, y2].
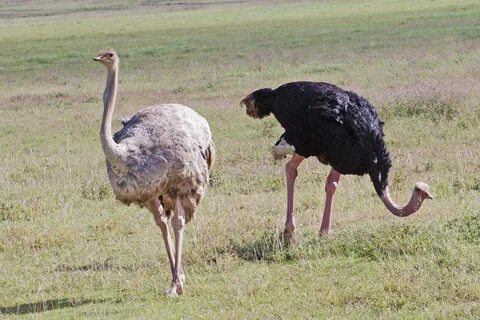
[380, 186, 422, 217]
[100, 66, 123, 162]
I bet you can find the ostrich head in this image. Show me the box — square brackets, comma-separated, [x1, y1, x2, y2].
[240, 88, 274, 119]
[94, 48, 119, 69]
[413, 182, 434, 200]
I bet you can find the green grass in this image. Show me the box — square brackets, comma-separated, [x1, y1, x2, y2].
[1, 0, 479, 318]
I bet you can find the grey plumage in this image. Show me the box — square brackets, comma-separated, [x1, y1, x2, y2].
[111, 104, 213, 222]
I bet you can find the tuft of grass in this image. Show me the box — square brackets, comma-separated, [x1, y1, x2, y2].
[445, 214, 480, 244]
[205, 215, 480, 267]
[80, 181, 112, 201]
[383, 98, 460, 122]
[0, 202, 33, 222]
[453, 177, 480, 192]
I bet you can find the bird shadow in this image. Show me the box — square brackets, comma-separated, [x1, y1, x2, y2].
[208, 229, 325, 264]
[225, 230, 300, 262]
[0, 297, 110, 315]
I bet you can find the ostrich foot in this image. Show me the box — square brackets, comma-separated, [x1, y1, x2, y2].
[165, 271, 185, 298]
[319, 228, 330, 237]
[165, 282, 183, 298]
[281, 225, 296, 246]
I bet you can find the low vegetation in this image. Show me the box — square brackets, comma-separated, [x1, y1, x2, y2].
[0, 0, 479, 318]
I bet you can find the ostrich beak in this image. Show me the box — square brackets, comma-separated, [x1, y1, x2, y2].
[426, 192, 434, 200]
[94, 55, 102, 61]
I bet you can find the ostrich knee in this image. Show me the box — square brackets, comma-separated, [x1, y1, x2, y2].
[153, 212, 168, 228]
[325, 180, 338, 194]
[325, 169, 340, 193]
[171, 215, 185, 237]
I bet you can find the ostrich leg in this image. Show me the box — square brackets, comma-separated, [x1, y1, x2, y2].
[145, 198, 176, 280]
[167, 198, 186, 297]
[320, 168, 340, 235]
[284, 154, 304, 239]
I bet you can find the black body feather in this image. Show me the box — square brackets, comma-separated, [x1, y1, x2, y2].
[246, 81, 391, 196]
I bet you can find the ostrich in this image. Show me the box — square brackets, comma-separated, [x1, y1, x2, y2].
[240, 81, 433, 238]
[94, 48, 214, 297]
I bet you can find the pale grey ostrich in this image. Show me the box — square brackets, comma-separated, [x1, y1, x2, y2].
[94, 48, 214, 297]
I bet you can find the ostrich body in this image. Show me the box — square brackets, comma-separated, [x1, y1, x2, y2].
[94, 49, 214, 296]
[241, 81, 432, 237]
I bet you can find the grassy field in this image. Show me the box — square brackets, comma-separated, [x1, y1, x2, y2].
[1, 0, 479, 318]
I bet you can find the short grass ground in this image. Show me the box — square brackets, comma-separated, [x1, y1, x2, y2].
[1, 0, 479, 318]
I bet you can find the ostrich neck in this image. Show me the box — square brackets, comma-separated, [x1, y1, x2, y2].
[380, 187, 422, 217]
[100, 66, 123, 162]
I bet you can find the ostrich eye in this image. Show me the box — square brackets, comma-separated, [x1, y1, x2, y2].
[108, 53, 113, 58]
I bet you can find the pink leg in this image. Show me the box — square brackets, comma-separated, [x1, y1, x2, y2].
[284, 154, 305, 239]
[320, 168, 341, 235]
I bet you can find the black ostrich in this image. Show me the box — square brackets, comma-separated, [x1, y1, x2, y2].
[241, 81, 433, 237]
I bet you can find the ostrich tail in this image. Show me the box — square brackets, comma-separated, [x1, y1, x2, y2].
[205, 140, 215, 170]
[369, 131, 392, 197]
[120, 116, 130, 126]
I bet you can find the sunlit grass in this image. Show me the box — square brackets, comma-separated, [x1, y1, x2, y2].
[0, 0, 479, 318]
